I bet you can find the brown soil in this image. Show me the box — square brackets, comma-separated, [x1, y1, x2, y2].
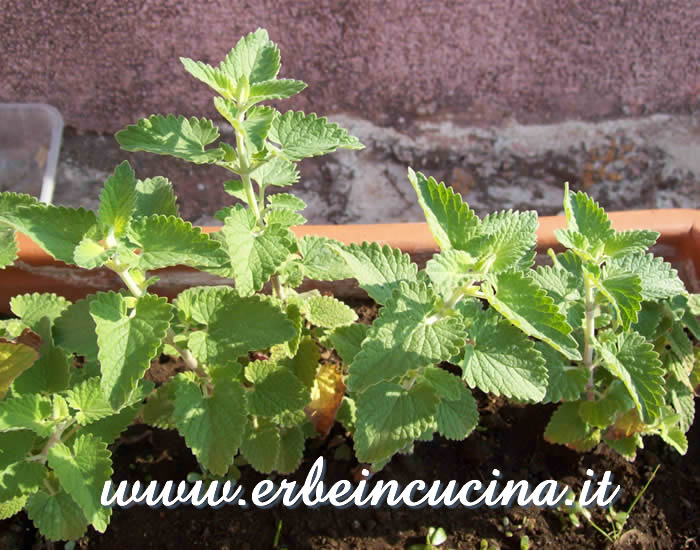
[1, 303, 698, 550]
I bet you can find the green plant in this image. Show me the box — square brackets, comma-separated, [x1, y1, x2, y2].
[0, 28, 362, 540]
[334, 172, 696, 467]
[407, 526, 449, 550]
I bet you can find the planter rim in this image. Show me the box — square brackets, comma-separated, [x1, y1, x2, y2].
[14, 208, 700, 266]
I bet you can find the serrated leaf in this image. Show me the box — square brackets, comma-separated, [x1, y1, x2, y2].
[79, 401, 142, 444]
[274, 425, 305, 474]
[355, 381, 439, 464]
[73, 236, 112, 269]
[347, 281, 465, 392]
[249, 79, 307, 103]
[12, 323, 71, 395]
[250, 156, 300, 188]
[608, 253, 686, 300]
[327, 323, 369, 365]
[26, 488, 89, 541]
[128, 214, 227, 270]
[11, 293, 70, 333]
[181, 57, 237, 98]
[561, 187, 614, 247]
[53, 296, 99, 362]
[462, 309, 547, 401]
[668, 378, 695, 433]
[599, 268, 642, 329]
[299, 236, 353, 282]
[408, 169, 481, 250]
[245, 360, 310, 418]
[264, 207, 306, 228]
[98, 161, 137, 237]
[48, 434, 112, 532]
[174, 285, 235, 325]
[173, 374, 247, 475]
[597, 331, 664, 423]
[65, 377, 151, 425]
[221, 28, 280, 85]
[434, 383, 478, 440]
[604, 230, 659, 258]
[425, 249, 480, 299]
[267, 193, 307, 211]
[240, 417, 280, 474]
[240, 105, 276, 151]
[532, 263, 584, 329]
[544, 401, 598, 451]
[422, 366, 463, 401]
[279, 336, 320, 388]
[0, 493, 28, 520]
[578, 381, 634, 428]
[0, 341, 39, 398]
[0, 204, 97, 265]
[0, 226, 18, 268]
[0, 460, 45, 502]
[334, 242, 419, 305]
[536, 343, 588, 404]
[0, 430, 37, 469]
[141, 382, 176, 430]
[134, 177, 179, 218]
[604, 434, 641, 460]
[115, 114, 224, 164]
[301, 295, 357, 329]
[484, 271, 580, 360]
[268, 111, 363, 161]
[0, 393, 53, 436]
[90, 292, 172, 409]
[480, 210, 537, 272]
[220, 205, 296, 295]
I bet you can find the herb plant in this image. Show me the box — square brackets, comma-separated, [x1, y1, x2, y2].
[0, 28, 363, 540]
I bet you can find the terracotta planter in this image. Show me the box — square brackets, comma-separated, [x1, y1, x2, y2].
[2, 208, 698, 313]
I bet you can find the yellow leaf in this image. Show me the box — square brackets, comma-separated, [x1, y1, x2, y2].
[0, 341, 39, 398]
[305, 363, 345, 437]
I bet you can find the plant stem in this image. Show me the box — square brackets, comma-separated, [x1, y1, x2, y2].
[26, 420, 75, 464]
[271, 274, 285, 300]
[583, 274, 596, 400]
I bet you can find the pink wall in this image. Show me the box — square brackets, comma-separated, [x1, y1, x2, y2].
[1, 1, 698, 133]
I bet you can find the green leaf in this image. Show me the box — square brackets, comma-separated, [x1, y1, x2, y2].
[484, 271, 581, 360]
[532, 262, 584, 329]
[12, 324, 71, 395]
[355, 380, 439, 464]
[53, 296, 99, 362]
[425, 249, 480, 299]
[0, 394, 53, 436]
[333, 242, 419, 305]
[26, 488, 89, 541]
[659, 424, 688, 454]
[327, 323, 369, 365]
[98, 161, 137, 237]
[604, 230, 659, 258]
[274, 425, 305, 474]
[115, 114, 224, 164]
[0, 226, 17, 268]
[250, 157, 300, 188]
[48, 434, 112, 532]
[220, 205, 296, 295]
[597, 331, 665, 423]
[127, 214, 227, 270]
[560, 186, 614, 248]
[141, 381, 176, 430]
[347, 281, 465, 392]
[90, 292, 172, 409]
[608, 253, 686, 300]
[173, 373, 247, 475]
[0, 430, 37, 469]
[298, 236, 353, 282]
[578, 381, 634, 428]
[245, 360, 310, 419]
[479, 210, 537, 272]
[604, 434, 641, 460]
[0, 204, 97, 264]
[73, 236, 112, 269]
[0, 493, 28, 520]
[268, 111, 364, 161]
[65, 377, 150, 425]
[0, 460, 45, 502]
[174, 285, 235, 325]
[0, 342, 39, 398]
[598, 268, 642, 329]
[10, 293, 70, 332]
[462, 308, 547, 401]
[544, 401, 598, 451]
[80, 402, 142, 444]
[280, 336, 320, 388]
[181, 57, 237, 98]
[668, 378, 695, 433]
[264, 207, 306, 228]
[240, 417, 280, 474]
[434, 383, 478, 441]
[221, 28, 280, 85]
[267, 193, 307, 211]
[536, 343, 588, 404]
[301, 295, 357, 329]
[132, 176, 179, 218]
[408, 169, 481, 250]
[249, 79, 307, 103]
[240, 105, 276, 151]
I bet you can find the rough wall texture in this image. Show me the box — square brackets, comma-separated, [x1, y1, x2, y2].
[1, 1, 698, 133]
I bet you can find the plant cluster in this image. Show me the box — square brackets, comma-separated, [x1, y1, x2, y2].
[0, 29, 696, 542]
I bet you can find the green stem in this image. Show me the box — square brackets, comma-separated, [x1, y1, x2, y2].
[26, 420, 76, 464]
[583, 274, 596, 400]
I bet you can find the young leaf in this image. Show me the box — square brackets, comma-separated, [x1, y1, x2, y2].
[128, 215, 228, 270]
[267, 193, 307, 212]
[301, 295, 357, 329]
[173, 373, 247, 476]
[596, 331, 665, 423]
[604, 230, 659, 258]
[462, 309, 548, 401]
[220, 206, 296, 295]
[180, 57, 237, 99]
[408, 168, 480, 250]
[48, 434, 112, 532]
[608, 253, 686, 300]
[483, 271, 581, 360]
[133, 177, 179, 218]
[0, 393, 54, 436]
[298, 236, 353, 282]
[221, 28, 281, 85]
[264, 207, 306, 228]
[65, 377, 150, 426]
[248, 79, 307, 103]
[425, 249, 480, 299]
[90, 292, 172, 409]
[240, 105, 276, 151]
[355, 381, 439, 464]
[98, 161, 137, 237]
[268, 111, 364, 161]
[0, 341, 39, 398]
[245, 360, 311, 419]
[559, 186, 614, 248]
[0, 204, 97, 264]
[73, 236, 112, 269]
[240, 417, 280, 474]
[10, 293, 70, 332]
[115, 114, 224, 164]
[26, 488, 89, 541]
[479, 210, 537, 272]
[333, 242, 419, 305]
[250, 156, 300, 188]
[347, 281, 465, 392]
[0, 226, 17, 269]
[598, 268, 642, 329]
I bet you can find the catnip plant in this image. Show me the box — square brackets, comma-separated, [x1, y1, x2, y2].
[0, 28, 364, 540]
